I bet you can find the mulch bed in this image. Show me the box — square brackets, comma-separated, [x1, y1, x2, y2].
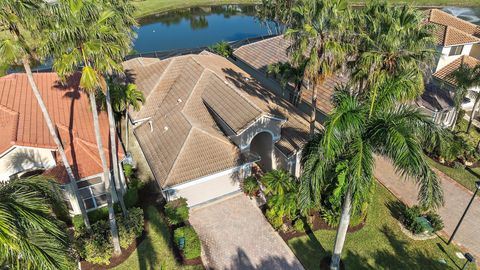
[278, 211, 366, 241]
[79, 186, 203, 269]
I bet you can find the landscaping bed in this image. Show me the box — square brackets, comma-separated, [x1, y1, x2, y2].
[287, 184, 475, 270]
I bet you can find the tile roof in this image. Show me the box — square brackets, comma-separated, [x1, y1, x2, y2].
[433, 55, 480, 86]
[0, 73, 122, 183]
[416, 83, 455, 111]
[124, 54, 312, 187]
[426, 9, 480, 46]
[233, 35, 347, 114]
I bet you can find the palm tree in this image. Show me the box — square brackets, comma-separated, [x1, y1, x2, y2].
[351, 1, 436, 116]
[267, 60, 306, 105]
[47, 0, 137, 255]
[0, 0, 91, 228]
[449, 63, 480, 132]
[286, 0, 352, 136]
[0, 176, 73, 270]
[301, 85, 444, 270]
[261, 169, 295, 196]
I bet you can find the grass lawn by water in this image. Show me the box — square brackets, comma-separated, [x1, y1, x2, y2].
[288, 184, 476, 270]
[132, 0, 480, 18]
[113, 206, 202, 270]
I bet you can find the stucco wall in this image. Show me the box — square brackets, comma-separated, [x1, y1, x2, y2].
[233, 115, 283, 151]
[164, 165, 250, 207]
[436, 44, 473, 71]
[0, 146, 56, 181]
[471, 44, 480, 59]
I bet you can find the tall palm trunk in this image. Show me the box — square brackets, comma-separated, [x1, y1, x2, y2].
[125, 104, 130, 152]
[106, 86, 127, 217]
[23, 59, 91, 229]
[467, 95, 480, 133]
[330, 189, 352, 270]
[89, 93, 122, 255]
[309, 80, 318, 136]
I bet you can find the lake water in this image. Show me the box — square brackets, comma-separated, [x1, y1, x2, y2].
[133, 5, 480, 54]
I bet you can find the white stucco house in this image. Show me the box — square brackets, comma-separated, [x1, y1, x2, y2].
[122, 52, 312, 207]
[0, 73, 126, 215]
[417, 9, 480, 127]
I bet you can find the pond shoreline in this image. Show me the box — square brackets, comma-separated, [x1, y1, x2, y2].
[133, 0, 480, 19]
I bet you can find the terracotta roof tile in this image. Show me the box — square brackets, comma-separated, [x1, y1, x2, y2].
[426, 9, 480, 46]
[433, 55, 480, 86]
[0, 73, 123, 183]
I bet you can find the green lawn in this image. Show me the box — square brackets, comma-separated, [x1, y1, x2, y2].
[427, 157, 480, 192]
[288, 184, 476, 270]
[113, 206, 202, 270]
[132, 0, 480, 18]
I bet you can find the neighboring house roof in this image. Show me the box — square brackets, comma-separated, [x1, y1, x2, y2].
[123, 53, 311, 187]
[433, 55, 480, 86]
[0, 73, 121, 183]
[426, 9, 480, 46]
[233, 35, 348, 114]
[416, 83, 455, 111]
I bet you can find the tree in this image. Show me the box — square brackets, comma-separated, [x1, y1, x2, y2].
[102, 82, 145, 152]
[449, 63, 480, 132]
[301, 85, 444, 270]
[209, 41, 233, 58]
[0, 176, 73, 270]
[267, 60, 306, 105]
[256, 0, 296, 34]
[351, 1, 436, 116]
[286, 0, 352, 136]
[47, 0, 137, 255]
[0, 0, 91, 228]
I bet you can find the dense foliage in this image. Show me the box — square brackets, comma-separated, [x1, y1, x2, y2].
[242, 176, 260, 197]
[209, 41, 233, 58]
[399, 205, 444, 235]
[173, 226, 201, 260]
[165, 198, 190, 226]
[75, 207, 145, 265]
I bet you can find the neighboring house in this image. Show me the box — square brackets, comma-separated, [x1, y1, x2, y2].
[417, 9, 480, 127]
[122, 52, 311, 207]
[0, 73, 125, 215]
[233, 35, 349, 116]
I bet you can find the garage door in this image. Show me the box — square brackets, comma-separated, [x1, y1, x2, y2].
[165, 167, 244, 207]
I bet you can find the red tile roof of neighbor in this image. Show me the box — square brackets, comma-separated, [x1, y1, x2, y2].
[426, 9, 480, 46]
[433, 55, 480, 86]
[0, 72, 122, 184]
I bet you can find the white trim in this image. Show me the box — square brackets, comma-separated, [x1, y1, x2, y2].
[0, 146, 16, 159]
[164, 164, 249, 191]
[0, 145, 57, 158]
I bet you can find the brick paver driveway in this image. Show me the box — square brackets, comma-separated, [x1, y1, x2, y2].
[189, 193, 304, 270]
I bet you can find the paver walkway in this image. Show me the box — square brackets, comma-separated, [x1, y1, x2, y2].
[189, 193, 304, 270]
[374, 156, 480, 261]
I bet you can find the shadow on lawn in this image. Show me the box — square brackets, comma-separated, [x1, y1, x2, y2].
[226, 248, 304, 270]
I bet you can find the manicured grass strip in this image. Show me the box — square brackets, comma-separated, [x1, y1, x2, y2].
[427, 157, 480, 193]
[288, 184, 475, 270]
[132, 0, 480, 18]
[113, 206, 202, 270]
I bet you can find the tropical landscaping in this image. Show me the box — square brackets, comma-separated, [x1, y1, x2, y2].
[1, 0, 480, 269]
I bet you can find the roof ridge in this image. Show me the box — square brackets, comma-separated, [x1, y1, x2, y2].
[143, 58, 177, 107]
[234, 35, 284, 53]
[432, 9, 480, 30]
[76, 139, 103, 168]
[163, 116, 193, 187]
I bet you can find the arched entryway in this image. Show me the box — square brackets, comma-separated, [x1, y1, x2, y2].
[249, 132, 273, 172]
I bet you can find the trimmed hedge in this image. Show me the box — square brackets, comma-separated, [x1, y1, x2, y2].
[165, 198, 189, 226]
[173, 226, 201, 260]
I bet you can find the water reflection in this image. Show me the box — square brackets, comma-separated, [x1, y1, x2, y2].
[443, 6, 480, 25]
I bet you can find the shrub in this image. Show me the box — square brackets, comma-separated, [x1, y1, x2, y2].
[453, 161, 465, 169]
[426, 212, 444, 233]
[165, 198, 189, 226]
[293, 218, 305, 232]
[123, 164, 134, 178]
[72, 215, 85, 231]
[321, 209, 339, 227]
[242, 176, 259, 197]
[76, 220, 113, 265]
[173, 226, 201, 260]
[117, 207, 144, 248]
[88, 206, 110, 223]
[266, 208, 283, 230]
[400, 205, 425, 234]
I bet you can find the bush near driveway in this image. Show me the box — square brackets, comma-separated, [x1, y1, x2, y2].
[165, 198, 189, 226]
[174, 226, 202, 260]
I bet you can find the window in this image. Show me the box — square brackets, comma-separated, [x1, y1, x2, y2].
[449, 45, 464, 56]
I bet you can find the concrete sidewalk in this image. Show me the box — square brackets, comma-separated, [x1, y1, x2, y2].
[374, 156, 480, 262]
